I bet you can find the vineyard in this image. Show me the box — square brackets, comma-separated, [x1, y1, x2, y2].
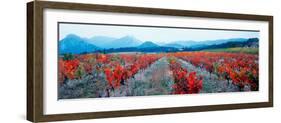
[58, 52, 259, 99]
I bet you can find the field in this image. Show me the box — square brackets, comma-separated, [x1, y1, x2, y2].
[58, 51, 259, 99]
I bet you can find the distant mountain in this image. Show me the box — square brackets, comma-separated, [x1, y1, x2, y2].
[88, 35, 142, 49]
[184, 38, 259, 51]
[110, 36, 142, 49]
[86, 36, 249, 49]
[138, 41, 159, 48]
[171, 40, 198, 47]
[171, 38, 248, 48]
[205, 38, 248, 45]
[163, 43, 184, 48]
[87, 36, 117, 48]
[59, 34, 100, 54]
[98, 38, 258, 53]
[59, 34, 257, 54]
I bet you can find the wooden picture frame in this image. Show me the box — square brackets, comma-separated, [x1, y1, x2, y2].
[27, 1, 273, 122]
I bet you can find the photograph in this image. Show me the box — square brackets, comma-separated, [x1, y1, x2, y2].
[58, 22, 260, 99]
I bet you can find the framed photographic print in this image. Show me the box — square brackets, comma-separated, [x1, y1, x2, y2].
[27, 1, 273, 122]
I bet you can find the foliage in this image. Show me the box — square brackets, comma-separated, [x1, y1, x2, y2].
[58, 51, 259, 98]
[168, 58, 203, 94]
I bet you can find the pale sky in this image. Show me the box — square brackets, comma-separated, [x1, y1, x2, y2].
[59, 23, 259, 43]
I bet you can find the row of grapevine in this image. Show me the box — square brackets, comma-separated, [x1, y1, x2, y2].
[171, 52, 259, 91]
[58, 53, 163, 90]
[103, 54, 163, 89]
[168, 57, 203, 94]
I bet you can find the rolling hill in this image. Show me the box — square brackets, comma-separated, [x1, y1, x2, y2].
[138, 41, 159, 48]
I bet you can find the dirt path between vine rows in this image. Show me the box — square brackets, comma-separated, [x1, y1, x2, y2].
[118, 56, 175, 96]
[177, 58, 239, 93]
